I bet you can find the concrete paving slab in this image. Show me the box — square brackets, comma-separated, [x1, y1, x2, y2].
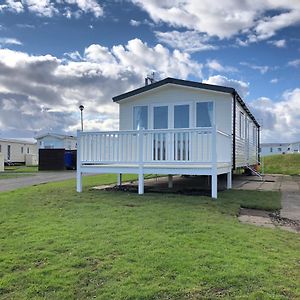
[258, 181, 279, 191]
[281, 192, 300, 221]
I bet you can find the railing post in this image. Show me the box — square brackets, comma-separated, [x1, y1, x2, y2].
[76, 130, 82, 193]
[211, 125, 217, 199]
[138, 130, 144, 195]
[139, 130, 143, 165]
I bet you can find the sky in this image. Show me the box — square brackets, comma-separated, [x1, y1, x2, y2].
[0, 0, 300, 143]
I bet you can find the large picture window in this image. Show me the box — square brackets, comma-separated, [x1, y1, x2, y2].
[133, 106, 148, 130]
[196, 102, 213, 127]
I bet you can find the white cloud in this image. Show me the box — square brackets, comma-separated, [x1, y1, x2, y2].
[130, 0, 300, 41]
[270, 78, 278, 84]
[130, 19, 141, 26]
[110, 38, 202, 80]
[0, 0, 24, 13]
[155, 30, 217, 52]
[253, 8, 300, 41]
[0, 0, 103, 18]
[206, 59, 237, 73]
[240, 62, 270, 74]
[203, 75, 249, 98]
[0, 37, 22, 46]
[0, 39, 202, 136]
[267, 39, 286, 48]
[63, 0, 103, 18]
[22, 0, 58, 17]
[287, 59, 300, 67]
[63, 50, 82, 61]
[250, 89, 300, 142]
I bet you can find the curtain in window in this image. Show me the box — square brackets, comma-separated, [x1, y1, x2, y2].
[196, 102, 213, 127]
[133, 106, 148, 130]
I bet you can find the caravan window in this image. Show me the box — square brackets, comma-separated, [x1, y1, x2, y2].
[239, 112, 245, 139]
[174, 104, 189, 128]
[133, 106, 148, 130]
[253, 126, 256, 144]
[154, 106, 168, 129]
[196, 102, 213, 127]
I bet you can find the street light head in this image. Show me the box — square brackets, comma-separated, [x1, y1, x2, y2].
[79, 105, 84, 111]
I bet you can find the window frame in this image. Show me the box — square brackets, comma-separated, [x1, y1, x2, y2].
[195, 101, 214, 128]
[173, 103, 191, 129]
[153, 105, 169, 129]
[133, 105, 148, 130]
[239, 111, 245, 139]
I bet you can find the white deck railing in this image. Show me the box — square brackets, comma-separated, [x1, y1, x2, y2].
[77, 127, 232, 165]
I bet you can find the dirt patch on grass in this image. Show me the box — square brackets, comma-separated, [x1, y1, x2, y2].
[239, 208, 300, 233]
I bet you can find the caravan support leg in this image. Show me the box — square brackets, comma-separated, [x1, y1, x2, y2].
[227, 171, 232, 189]
[138, 171, 144, 195]
[211, 173, 217, 199]
[168, 175, 173, 188]
[76, 171, 82, 193]
[117, 173, 122, 186]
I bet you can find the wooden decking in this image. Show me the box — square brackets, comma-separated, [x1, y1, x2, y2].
[76, 127, 233, 198]
[81, 162, 231, 175]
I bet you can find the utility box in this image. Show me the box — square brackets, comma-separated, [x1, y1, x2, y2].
[25, 154, 38, 166]
[0, 153, 4, 172]
[39, 149, 65, 171]
[38, 149, 76, 171]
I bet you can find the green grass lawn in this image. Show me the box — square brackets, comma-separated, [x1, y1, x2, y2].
[262, 153, 300, 175]
[0, 175, 299, 299]
[4, 165, 38, 173]
[0, 165, 38, 179]
[0, 173, 34, 180]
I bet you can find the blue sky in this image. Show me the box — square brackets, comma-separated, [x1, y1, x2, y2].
[0, 0, 300, 142]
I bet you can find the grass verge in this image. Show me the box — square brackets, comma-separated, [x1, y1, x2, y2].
[4, 165, 38, 173]
[262, 153, 300, 175]
[0, 175, 298, 299]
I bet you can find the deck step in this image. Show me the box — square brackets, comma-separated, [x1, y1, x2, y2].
[246, 164, 263, 181]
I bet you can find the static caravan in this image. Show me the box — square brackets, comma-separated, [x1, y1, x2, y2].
[77, 77, 260, 198]
[36, 133, 77, 150]
[261, 141, 300, 156]
[0, 138, 37, 164]
[260, 143, 289, 156]
[287, 141, 300, 153]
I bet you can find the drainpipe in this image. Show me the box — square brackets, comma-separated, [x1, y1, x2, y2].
[258, 126, 261, 164]
[232, 92, 236, 170]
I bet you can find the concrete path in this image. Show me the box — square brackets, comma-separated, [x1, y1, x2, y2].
[0, 171, 77, 192]
[234, 174, 300, 222]
[280, 176, 300, 221]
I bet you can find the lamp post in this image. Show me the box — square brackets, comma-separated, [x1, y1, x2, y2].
[79, 105, 84, 131]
